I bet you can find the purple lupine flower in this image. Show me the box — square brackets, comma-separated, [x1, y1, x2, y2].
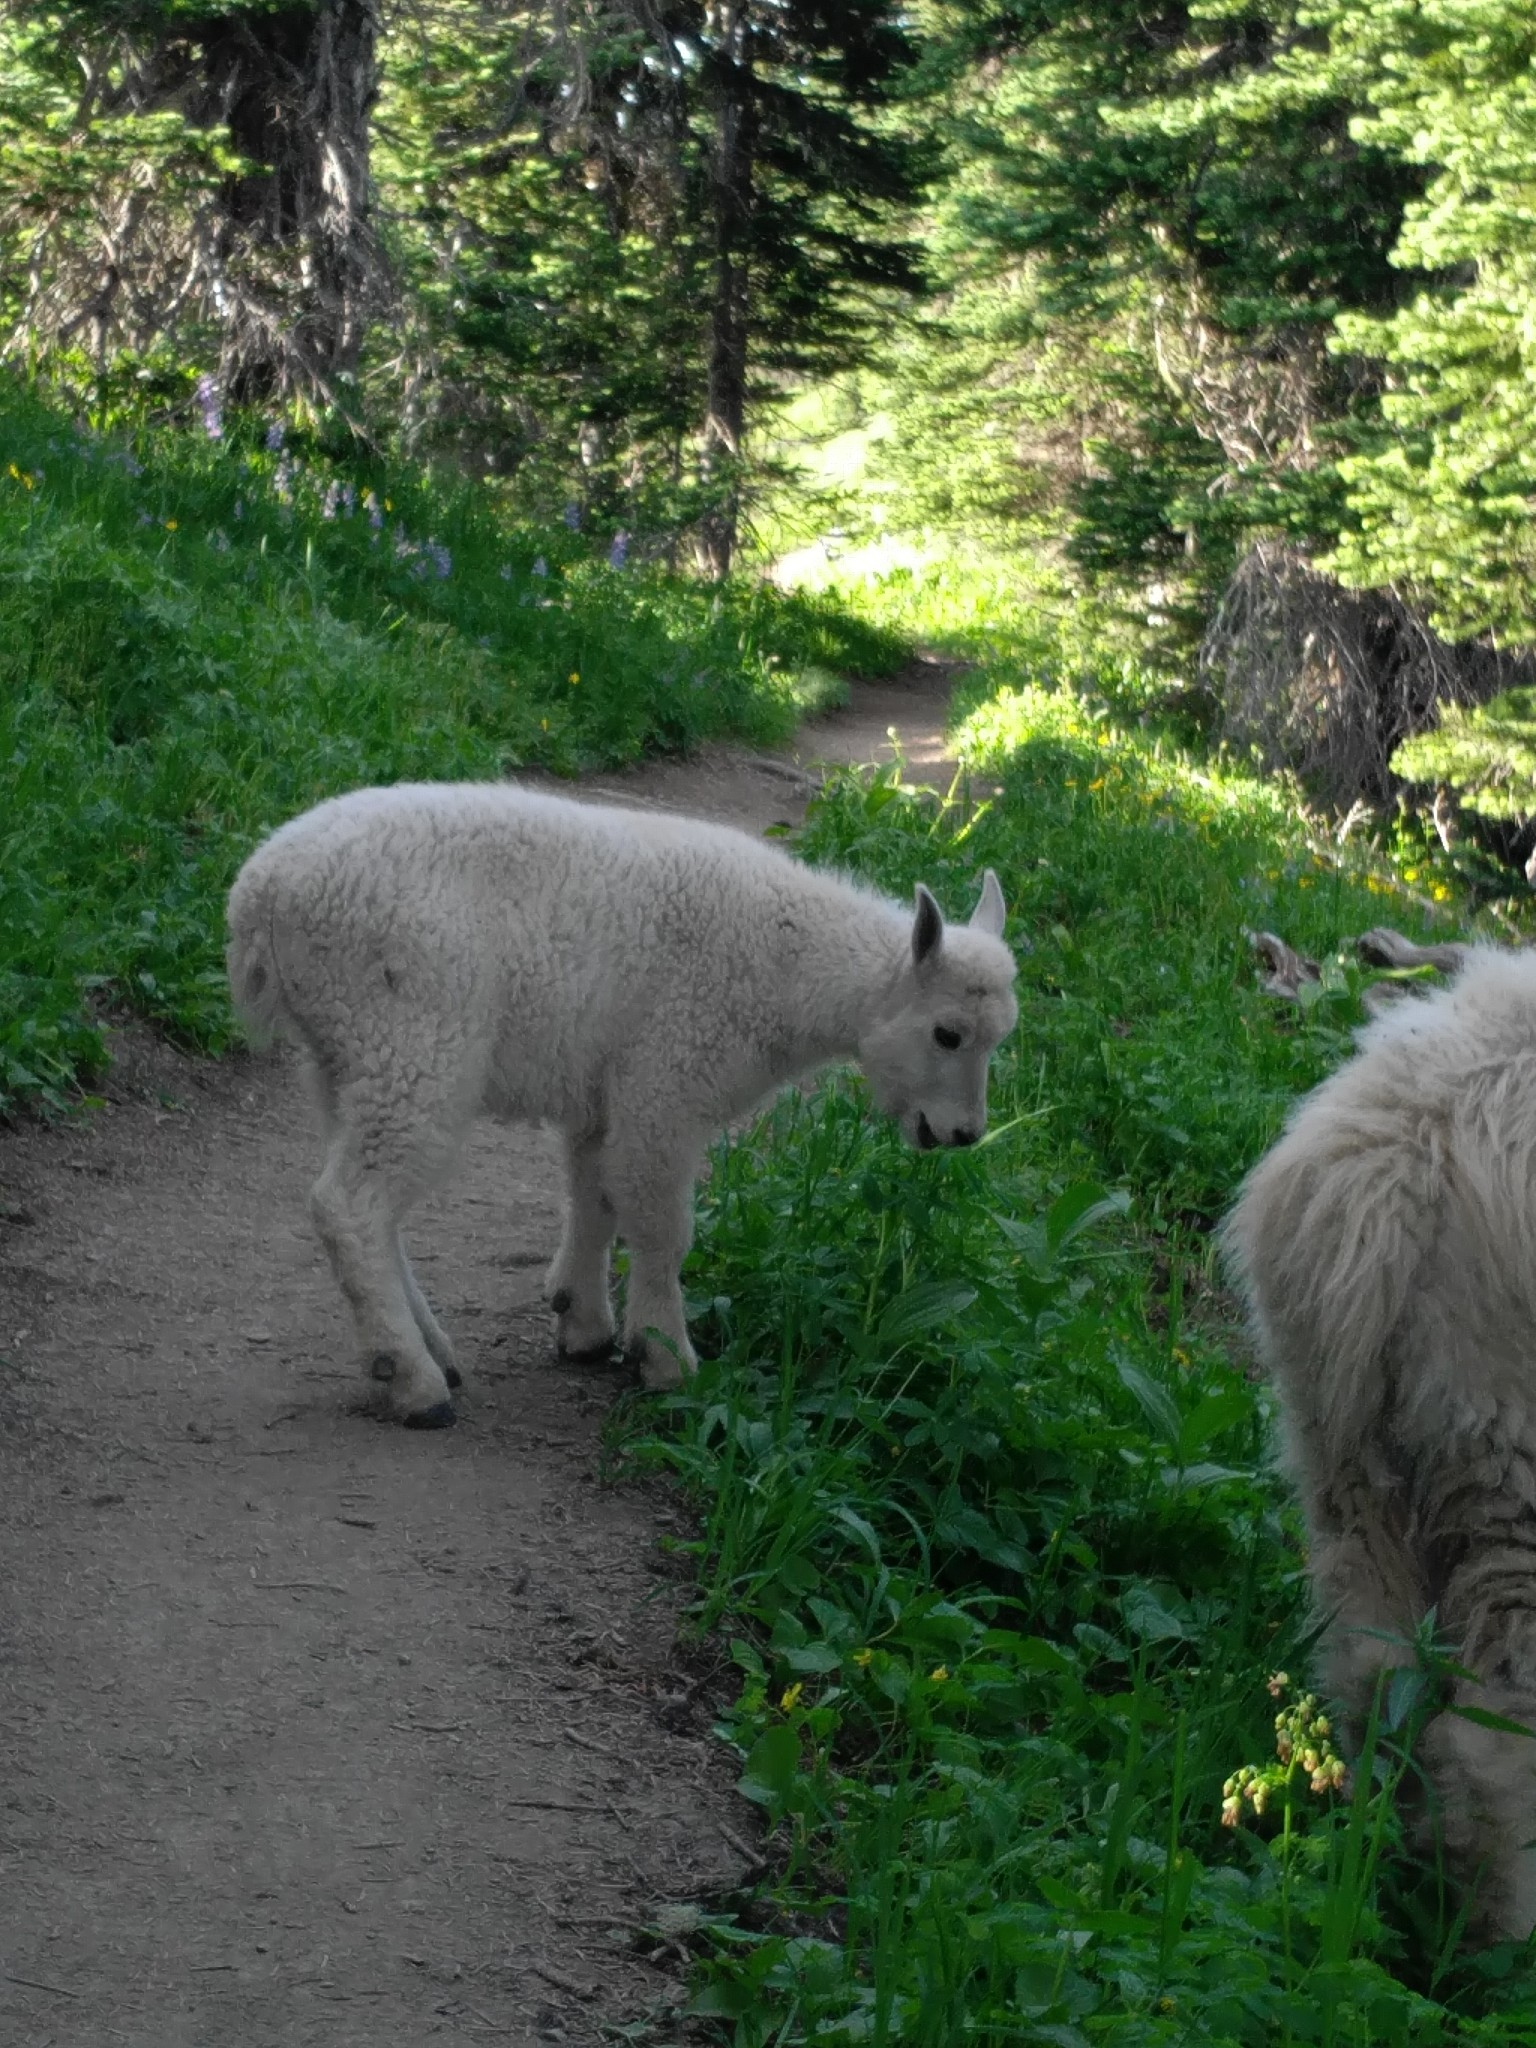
[607, 529, 630, 570]
[363, 490, 383, 531]
[195, 373, 223, 440]
[393, 530, 414, 560]
[428, 541, 452, 579]
[233, 495, 245, 521]
[499, 564, 514, 581]
[562, 502, 581, 531]
[321, 479, 341, 520]
[531, 556, 548, 578]
[273, 456, 295, 502]
[340, 482, 357, 518]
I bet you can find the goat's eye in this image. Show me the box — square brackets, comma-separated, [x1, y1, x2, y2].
[933, 1025, 962, 1051]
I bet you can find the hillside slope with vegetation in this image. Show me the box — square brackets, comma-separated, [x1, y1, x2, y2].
[0, 378, 902, 1108]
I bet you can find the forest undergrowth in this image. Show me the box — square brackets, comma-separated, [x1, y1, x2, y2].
[622, 566, 1536, 2045]
[0, 376, 902, 1109]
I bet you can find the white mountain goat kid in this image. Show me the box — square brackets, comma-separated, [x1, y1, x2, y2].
[1223, 947, 1536, 1940]
[227, 782, 1018, 1428]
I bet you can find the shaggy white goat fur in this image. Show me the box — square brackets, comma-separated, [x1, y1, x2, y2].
[1223, 947, 1536, 1939]
[227, 781, 1018, 1427]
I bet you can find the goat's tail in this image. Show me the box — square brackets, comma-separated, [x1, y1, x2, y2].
[225, 862, 297, 1048]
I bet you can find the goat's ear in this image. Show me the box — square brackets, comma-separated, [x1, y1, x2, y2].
[969, 868, 1006, 938]
[912, 883, 945, 968]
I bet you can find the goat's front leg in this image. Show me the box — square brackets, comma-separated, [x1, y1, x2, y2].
[548, 1130, 618, 1360]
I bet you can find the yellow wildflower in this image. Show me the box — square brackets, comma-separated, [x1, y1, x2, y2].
[165, 518, 178, 531]
[852, 1649, 873, 1668]
[569, 672, 580, 685]
[929, 1665, 949, 1684]
[780, 1682, 804, 1712]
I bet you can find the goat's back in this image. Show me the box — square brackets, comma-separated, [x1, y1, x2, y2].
[224, 780, 910, 1123]
[1224, 948, 1536, 1450]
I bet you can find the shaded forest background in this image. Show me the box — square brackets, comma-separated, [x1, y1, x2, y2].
[4, 0, 1536, 829]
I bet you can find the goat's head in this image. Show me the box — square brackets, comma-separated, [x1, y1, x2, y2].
[859, 870, 1018, 1150]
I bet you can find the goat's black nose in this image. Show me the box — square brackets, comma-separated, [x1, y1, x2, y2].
[951, 1126, 980, 1149]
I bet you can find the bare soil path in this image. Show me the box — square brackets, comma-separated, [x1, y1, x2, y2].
[0, 658, 960, 2048]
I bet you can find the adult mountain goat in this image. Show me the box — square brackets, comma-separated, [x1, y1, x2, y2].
[227, 782, 1018, 1428]
[1223, 947, 1536, 1940]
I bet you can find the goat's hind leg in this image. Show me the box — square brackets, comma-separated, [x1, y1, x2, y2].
[604, 1134, 702, 1392]
[548, 1130, 617, 1361]
[1426, 1524, 1536, 1942]
[310, 1099, 466, 1428]
[397, 1232, 462, 1389]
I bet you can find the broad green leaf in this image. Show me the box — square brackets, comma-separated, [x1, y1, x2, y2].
[737, 1724, 801, 1810]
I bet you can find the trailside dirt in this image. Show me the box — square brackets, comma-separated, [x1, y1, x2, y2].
[0, 661, 960, 2048]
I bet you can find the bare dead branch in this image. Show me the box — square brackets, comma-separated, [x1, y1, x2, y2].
[1355, 928, 1469, 977]
[1202, 542, 1535, 809]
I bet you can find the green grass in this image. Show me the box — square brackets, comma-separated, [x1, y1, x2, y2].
[620, 568, 1536, 2044]
[12, 416, 1535, 2038]
[0, 377, 906, 1109]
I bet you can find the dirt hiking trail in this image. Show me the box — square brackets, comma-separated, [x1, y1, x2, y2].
[0, 662, 963, 2048]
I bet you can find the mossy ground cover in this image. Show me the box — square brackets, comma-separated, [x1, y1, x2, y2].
[0, 377, 903, 1109]
[624, 568, 1536, 2044]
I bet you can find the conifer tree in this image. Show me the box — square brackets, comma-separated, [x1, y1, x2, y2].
[0, 1, 385, 404]
[1318, 0, 1536, 645]
[879, 0, 1424, 626]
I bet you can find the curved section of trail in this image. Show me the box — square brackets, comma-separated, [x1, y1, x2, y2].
[0, 660, 958, 2047]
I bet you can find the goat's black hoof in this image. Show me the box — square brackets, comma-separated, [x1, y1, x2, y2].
[443, 1362, 463, 1390]
[559, 1338, 617, 1365]
[550, 1288, 573, 1314]
[404, 1401, 457, 1430]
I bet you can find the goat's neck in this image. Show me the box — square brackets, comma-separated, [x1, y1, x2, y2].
[788, 898, 910, 1063]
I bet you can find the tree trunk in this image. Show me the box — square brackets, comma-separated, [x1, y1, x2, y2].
[192, 0, 383, 400]
[698, 1, 756, 580]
